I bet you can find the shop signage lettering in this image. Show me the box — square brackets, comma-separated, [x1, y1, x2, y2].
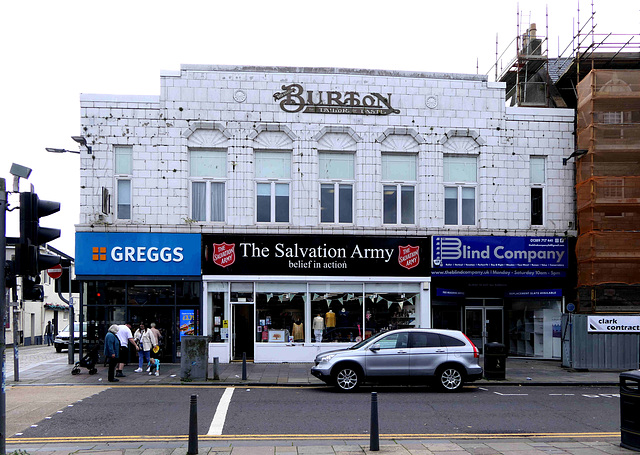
[202, 235, 430, 277]
[432, 236, 568, 270]
[273, 83, 400, 115]
[75, 232, 201, 276]
[111, 246, 184, 263]
[588, 316, 640, 333]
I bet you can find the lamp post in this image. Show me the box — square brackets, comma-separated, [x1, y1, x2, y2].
[46, 140, 85, 364]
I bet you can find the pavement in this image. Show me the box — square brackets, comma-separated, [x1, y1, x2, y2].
[3, 344, 639, 455]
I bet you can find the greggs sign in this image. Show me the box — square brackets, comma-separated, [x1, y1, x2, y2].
[76, 232, 201, 276]
[203, 235, 429, 277]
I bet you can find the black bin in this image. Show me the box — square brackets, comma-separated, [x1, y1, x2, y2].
[620, 370, 640, 451]
[484, 342, 506, 380]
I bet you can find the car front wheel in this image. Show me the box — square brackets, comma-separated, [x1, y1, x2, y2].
[334, 366, 360, 391]
[438, 366, 463, 391]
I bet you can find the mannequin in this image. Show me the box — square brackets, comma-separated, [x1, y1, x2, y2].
[337, 308, 349, 327]
[292, 319, 304, 342]
[313, 314, 325, 343]
[325, 309, 336, 328]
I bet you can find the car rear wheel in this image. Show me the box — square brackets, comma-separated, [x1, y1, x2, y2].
[334, 366, 360, 391]
[438, 366, 463, 392]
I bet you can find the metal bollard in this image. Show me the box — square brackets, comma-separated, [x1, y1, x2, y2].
[213, 357, 220, 380]
[370, 391, 379, 451]
[242, 352, 247, 380]
[187, 394, 198, 454]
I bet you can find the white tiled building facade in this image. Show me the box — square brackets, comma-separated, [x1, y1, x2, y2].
[76, 65, 575, 363]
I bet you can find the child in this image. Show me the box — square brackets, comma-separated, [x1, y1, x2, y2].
[148, 356, 160, 376]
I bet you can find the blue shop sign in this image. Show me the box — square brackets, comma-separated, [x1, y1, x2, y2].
[505, 289, 563, 298]
[75, 232, 201, 276]
[432, 236, 568, 269]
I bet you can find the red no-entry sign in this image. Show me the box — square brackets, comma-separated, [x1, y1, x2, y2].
[47, 264, 63, 280]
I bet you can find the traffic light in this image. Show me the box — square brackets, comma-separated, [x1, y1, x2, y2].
[22, 276, 44, 301]
[16, 192, 61, 277]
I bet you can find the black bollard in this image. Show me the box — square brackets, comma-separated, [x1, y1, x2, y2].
[242, 352, 247, 380]
[370, 391, 379, 451]
[187, 394, 198, 454]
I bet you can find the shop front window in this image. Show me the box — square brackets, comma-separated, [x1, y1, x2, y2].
[208, 291, 226, 342]
[256, 284, 306, 342]
[363, 292, 418, 338]
[309, 283, 364, 343]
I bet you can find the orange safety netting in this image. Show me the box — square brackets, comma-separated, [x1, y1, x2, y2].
[576, 69, 640, 287]
[576, 232, 640, 285]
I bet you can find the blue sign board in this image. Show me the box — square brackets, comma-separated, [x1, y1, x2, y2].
[75, 232, 201, 276]
[436, 288, 465, 297]
[505, 289, 563, 298]
[432, 236, 568, 270]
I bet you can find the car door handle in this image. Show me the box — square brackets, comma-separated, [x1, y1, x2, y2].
[435, 349, 446, 353]
[397, 350, 408, 354]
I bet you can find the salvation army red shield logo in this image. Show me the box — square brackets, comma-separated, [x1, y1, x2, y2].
[398, 245, 420, 270]
[213, 243, 235, 268]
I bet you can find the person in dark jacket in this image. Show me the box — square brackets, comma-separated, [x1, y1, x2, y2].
[104, 325, 120, 382]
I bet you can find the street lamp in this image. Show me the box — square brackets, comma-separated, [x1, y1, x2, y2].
[45, 147, 80, 155]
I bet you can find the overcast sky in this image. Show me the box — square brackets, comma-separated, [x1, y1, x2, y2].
[1, 0, 638, 257]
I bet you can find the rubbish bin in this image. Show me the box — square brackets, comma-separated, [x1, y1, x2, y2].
[180, 336, 209, 381]
[484, 342, 506, 380]
[620, 370, 640, 451]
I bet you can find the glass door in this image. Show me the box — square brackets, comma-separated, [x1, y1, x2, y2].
[232, 304, 254, 360]
[464, 304, 504, 353]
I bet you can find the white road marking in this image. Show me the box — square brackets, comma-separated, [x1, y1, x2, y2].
[493, 391, 528, 396]
[549, 393, 575, 396]
[207, 387, 235, 436]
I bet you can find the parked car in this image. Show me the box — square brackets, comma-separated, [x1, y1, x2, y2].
[311, 328, 482, 392]
[54, 323, 87, 353]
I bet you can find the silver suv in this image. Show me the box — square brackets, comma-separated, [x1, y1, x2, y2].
[311, 328, 483, 392]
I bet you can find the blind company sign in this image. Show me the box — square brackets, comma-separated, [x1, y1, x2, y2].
[273, 84, 400, 115]
[202, 235, 429, 276]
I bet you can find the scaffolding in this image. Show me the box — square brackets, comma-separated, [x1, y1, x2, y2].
[575, 70, 640, 293]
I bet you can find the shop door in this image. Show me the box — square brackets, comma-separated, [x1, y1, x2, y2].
[464, 306, 503, 353]
[232, 304, 254, 361]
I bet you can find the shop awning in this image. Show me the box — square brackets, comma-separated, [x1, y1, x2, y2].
[44, 302, 69, 311]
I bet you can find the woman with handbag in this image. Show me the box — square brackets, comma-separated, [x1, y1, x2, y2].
[133, 322, 157, 373]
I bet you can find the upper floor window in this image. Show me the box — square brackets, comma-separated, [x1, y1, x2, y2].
[444, 155, 477, 226]
[256, 151, 290, 223]
[190, 149, 226, 222]
[319, 152, 354, 224]
[382, 154, 416, 225]
[530, 156, 545, 226]
[115, 146, 132, 220]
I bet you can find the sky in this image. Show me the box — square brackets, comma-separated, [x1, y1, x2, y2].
[1, 0, 638, 258]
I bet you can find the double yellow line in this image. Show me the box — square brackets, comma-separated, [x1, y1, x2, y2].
[9, 432, 619, 444]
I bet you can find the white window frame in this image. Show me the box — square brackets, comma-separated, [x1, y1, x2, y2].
[443, 155, 477, 226]
[189, 148, 227, 223]
[114, 146, 133, 220]
[318, 152, 354, 224]
[530, 156, 546, 226]
[255, 150, 291, 223]
[381, 153, 416, 225]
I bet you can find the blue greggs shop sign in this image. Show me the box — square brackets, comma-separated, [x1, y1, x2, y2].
[76, 232, 201, 276]
[432, 236, 568, 277]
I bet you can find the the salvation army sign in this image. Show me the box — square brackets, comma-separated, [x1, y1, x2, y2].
[212, 243, 235, 267]
[202, 235, 430, 277]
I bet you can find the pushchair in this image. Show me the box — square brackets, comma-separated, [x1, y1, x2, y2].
[71, 345, 99, 375]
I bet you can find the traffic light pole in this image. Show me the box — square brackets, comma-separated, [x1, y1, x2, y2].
[1, 178, 8, 455]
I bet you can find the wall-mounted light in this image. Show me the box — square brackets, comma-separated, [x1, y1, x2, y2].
[71, 136, 92, 154]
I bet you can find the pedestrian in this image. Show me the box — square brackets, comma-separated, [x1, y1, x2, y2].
[115, 323, 138, 377]
[148, 355, 160, 376]
[133, 322, 157, 373]
[104, 325, 120, 382]
[44, 321, 53, 346]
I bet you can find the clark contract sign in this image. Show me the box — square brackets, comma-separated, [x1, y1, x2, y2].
[588, 316, 640, 333]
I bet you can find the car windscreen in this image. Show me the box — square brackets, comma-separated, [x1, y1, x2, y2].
[348, 331, 387, 350]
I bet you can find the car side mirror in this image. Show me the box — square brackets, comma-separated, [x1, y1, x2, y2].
[369, 343, 381, 352]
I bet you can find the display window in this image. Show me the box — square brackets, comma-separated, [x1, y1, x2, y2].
[309, 283, 363, 343]
[256, 283, 306, 343]
[364, 292, 418, 338]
